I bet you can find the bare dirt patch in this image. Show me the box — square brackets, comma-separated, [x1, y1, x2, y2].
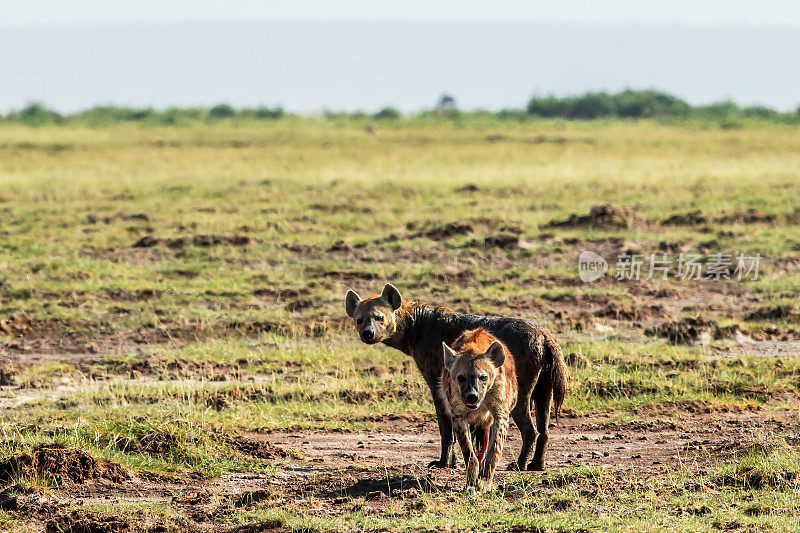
[0, 443, 131, 485]
[645, 316, 750, 345]
[132, 234, 252, 248]
[660, 210, 709, 226]
[544, 204, 640, 229]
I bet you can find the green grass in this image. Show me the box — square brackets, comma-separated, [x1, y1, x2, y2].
[1, 120, 799, 531]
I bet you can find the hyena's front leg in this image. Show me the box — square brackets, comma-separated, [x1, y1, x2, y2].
[429, 390, 456, 468]
[455, 419, 479, 489]
[480, 415, 509, 490]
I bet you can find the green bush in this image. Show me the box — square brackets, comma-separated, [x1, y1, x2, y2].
[373, 107, 401, 120]
[569, 92, 617, 119]
[9, 102, 62, 126]
[252, 106, 284, 120]
[208, 104, 236, 120]
[614, 90, 690, 118]
[75, 106, 154, 125]
[526, 96, 567, 118]
[527, 90, 692, 119]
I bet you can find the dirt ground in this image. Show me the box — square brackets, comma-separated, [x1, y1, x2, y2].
[4, 400, 796, 532]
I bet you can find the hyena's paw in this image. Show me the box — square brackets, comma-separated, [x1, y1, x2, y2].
[462, 484, 478, 494]
[428, 459, 453, 469]
[526, 459, 545, 471]
[476, 479, 495, 492]
[506, 460, 524, 471]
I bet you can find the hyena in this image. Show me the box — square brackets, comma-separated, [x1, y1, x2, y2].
[345, 283, 567, 471]
[441, 328, 517, 491]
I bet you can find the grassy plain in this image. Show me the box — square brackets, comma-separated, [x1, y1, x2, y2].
[0, 119, 799, 531]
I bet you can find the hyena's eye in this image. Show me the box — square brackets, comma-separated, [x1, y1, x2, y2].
[375, 316, 383, 323]
[356, 318, 363, 324]
[479, 375, 488, 382]
[457, 375, 466, 383]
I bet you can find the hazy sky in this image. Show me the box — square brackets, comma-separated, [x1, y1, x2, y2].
[3, 0, 800, 26]
[2, 2, 799, 113]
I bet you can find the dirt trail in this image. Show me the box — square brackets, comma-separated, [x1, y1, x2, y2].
[267, 407, 797, 479]
[5, 405, 796, 532]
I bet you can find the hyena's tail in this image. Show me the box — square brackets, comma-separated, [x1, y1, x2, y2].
[548, 338, 569, 423]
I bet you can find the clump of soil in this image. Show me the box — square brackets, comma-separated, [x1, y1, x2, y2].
[646, 317, 743, 345]
[714, 209, 775, 224]
[751, 325, 800, 341]
[544, 204, 640, 229]
[131, 235, 159, 248]
[229, 520, 286, 533]
[661, 210, 708, 226]
[105, 288, 161, 301]
[0, 364, 17, 386]
[99, 431, 193, 460]
[219, 488, 273, 509]
[0, 313, 37, 337]
[746, 305, 799, 321]
[419, 221, 475, 240]
[552, 310, 594, 332]
[133, 234, 251, 248]
[594, 302, 666, 321]
[565, 352, 592, 368]
[479, 232, 532, 249]
[45, 510, 134, 533]
[646, 317, 716, 345]
[0, 443, 131, 484]
[716, 467, 798, 489]
[225, 320, 292, 336]
[200, 387, 274, 411]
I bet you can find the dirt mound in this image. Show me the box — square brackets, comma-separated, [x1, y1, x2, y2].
[332, 474, 443, 499]
[0, 364, 17, 386]
[131, 235, 159, 248]
[646, 317, 716, 345]
[420, 221, 474, 240]
[0, 444, 131, 485]
[594, 302, 666, 321]
[714, 209, 775, 224]
[660, 210, 708, 226]
[646, 317, 742, 345]
[565, 352, 592, 368]
[746, 305, 799, 321]
[99, 431, 192, 460]
[751, 325, 800, 341]
[45, 510, 134, 533]
[133, 234, 251, 248]
[105, 288, 161, 301]
[479, 233, 532, 249]
[0, 313, 37, 337]
[544, 204, 640, 229]
[716, 467, 798, 489]
[228, 520, 286, 533]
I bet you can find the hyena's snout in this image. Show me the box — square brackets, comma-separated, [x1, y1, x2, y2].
[462, 386, 480, 408]
[360, 328, 376, 342]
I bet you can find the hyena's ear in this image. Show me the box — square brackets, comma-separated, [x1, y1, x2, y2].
[442, 342, 458, 371]
[484, 341, 506, 368]
[381, 283, 402, 311]
[345, 290, 362, 318]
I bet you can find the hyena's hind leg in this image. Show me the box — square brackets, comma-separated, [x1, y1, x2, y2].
[507, 374, 538, 470]
[429, 386, 457, 468]
[528, 371, 553, 471]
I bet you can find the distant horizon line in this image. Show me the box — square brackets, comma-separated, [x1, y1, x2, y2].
[3, 19, 800, 30]
[5, 90, 799, 117]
